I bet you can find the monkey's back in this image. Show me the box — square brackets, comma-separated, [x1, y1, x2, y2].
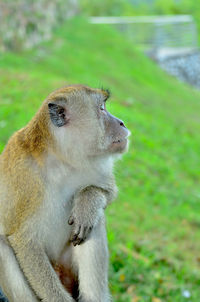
[0, 130, 45, 236]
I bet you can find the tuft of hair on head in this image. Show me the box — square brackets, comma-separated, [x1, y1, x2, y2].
[101, 87, 111, 101]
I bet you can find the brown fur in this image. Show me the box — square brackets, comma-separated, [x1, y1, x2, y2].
[54, 263, 79, 300]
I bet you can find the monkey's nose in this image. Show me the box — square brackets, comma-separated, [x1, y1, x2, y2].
[119, 120, 126, 128]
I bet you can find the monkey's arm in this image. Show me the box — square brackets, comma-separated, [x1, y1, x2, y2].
[8, 233, 74, 302]
[68, 179, 117, 246]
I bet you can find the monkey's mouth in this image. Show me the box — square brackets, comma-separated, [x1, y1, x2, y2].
[113, 139, 123, 144]
[111, 138, 128, 153]
[113, 137, 127, 144]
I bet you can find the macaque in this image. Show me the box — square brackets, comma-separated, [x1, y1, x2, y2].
[0, 85, 130, 302]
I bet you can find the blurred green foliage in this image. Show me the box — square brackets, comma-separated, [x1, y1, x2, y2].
[80, 0, 135, 16]
[79, 0, 200, 17]
[0, 17, 200, 301]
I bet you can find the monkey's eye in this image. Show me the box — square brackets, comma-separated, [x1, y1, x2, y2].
[100, 103, 105, 111]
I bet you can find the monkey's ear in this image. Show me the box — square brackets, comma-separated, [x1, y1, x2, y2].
[48, 103, 68, 127]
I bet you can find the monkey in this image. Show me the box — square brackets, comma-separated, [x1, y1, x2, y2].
[0, 85, 130, 302]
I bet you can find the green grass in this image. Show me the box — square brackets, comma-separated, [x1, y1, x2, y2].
[1, 18, 200, 301]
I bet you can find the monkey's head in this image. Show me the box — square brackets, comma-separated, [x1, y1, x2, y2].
[46, 85, 130, 164]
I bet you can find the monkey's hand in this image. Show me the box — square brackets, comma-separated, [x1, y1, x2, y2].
[68, 186, 107, 246]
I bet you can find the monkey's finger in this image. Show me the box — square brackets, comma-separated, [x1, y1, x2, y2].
[82, 226, 93, 242]
[68, 216, 74, 225]
[73, 237, 84, 246]
[82, 226, 89, 240]
[74, 231, 86, 246]
[70, 233, 78, 243]
[73, 226, 87, 246]
[70, 225, 81, 242]
[76, 226, 85, 244]
[75, 226, 93, 245]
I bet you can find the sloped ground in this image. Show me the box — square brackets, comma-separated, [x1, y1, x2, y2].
[0, 18, 200, 301]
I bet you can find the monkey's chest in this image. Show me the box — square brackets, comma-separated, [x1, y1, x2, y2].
[36, 186, 75, 261]
[38, 169, 104, 261]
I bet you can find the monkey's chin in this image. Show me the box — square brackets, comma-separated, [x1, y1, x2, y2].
[111, 138, 128, 154]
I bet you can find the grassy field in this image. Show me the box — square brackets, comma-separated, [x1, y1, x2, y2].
[0, 18, 200, 301]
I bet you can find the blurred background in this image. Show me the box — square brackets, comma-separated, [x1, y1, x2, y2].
[0, 1, 200, 301]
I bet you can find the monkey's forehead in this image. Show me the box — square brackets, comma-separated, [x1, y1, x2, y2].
[46, 85, 110, 101]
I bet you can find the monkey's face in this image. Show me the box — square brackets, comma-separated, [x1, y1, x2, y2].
[95, 95, 130, 155]
[47, 85, 130, 161]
